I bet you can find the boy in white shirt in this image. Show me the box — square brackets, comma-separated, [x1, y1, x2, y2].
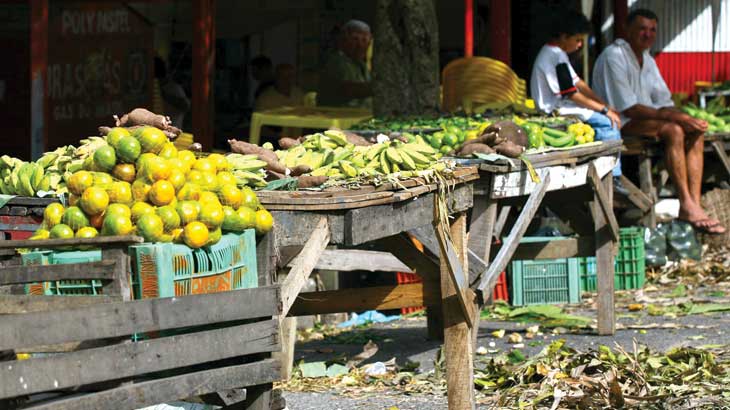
[530, 9, 624, 187]
[593, 9, 723, 235]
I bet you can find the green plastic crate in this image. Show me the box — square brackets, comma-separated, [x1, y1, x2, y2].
[579, 227, 646, 291]
[23, 230, 258, 298]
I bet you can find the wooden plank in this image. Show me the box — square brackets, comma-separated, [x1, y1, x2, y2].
[491, 156, 615, 198]
[408, 224, 486, 287]
[345, 184, 473, 245]
[711, 140, 730, 180]
[280, 217, 330, 316]
[0, 286, 281, 350]
[6, 197, 58, 207]
[288, 282, 439, 316]
[468, 190, 497, 264]
[0, 235, 143, 250]
[0, 260, 117, 286]
[441, 212, 475, 410]
[619, 175, 652, 212]
[434, 222, 475, 327]
[262, 195, 397, 211]
[478, 140, 623, 172]
[494, 237, 595, 260]
[594, 174, 616, 335]
[256, 231, 277, 287]
[0, 295, 114, 315]
[24, 359, 280, 410]
[258, 190, 393, 205]
[476, 174, 550, 300]
[373, 234, 440, 282]
[286, 249, 413, 273]
[587, 164, 620, 242]
[492, 205, 512, 241]
[271, 211, 344, 247]
[638, 155, 657, 228]
[0, 320, 280, 399]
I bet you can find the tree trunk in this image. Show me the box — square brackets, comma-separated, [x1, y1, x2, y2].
[373, 0, 440, 118]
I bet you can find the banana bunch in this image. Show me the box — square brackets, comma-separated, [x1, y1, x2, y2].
[275, 130, 443, 181]
[0, 143, 84, 197]
[73, 136, 107, 159]
[225, 153, 268, 188]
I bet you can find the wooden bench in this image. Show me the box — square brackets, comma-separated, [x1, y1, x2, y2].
[0, 235, 281, 410]
[622, 132, 730, 228]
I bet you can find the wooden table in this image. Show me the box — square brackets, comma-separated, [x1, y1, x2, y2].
[261, 169, 481, 410]
[466, 140, 623, 336]
[248, 106, 372, 145]
[622, 132, 730, 227]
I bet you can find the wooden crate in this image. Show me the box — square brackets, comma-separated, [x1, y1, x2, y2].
[0, 235, 281, 410]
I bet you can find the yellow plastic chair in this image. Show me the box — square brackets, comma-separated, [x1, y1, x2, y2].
[441, 57, 527, 113]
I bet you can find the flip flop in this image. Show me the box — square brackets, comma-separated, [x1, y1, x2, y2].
[682, 218, 727, 235]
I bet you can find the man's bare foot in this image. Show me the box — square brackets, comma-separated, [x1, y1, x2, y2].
[678, 203, 726, 234]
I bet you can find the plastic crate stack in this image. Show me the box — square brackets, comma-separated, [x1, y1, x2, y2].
[22, 230, 258, 298]
[509, 228, 646, 306]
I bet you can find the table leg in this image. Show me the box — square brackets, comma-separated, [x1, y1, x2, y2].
[638, 155, 657, 228]
[594, 174, 616, 335]
[468, 196, 497, 268]
[441, 212, 475, 410]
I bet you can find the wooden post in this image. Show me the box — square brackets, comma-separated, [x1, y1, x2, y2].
[638, 155, 657, 228]
[594, 174, 616, 335]
[464, 0, 473, 57]
[467, 197, 497, 270]
[101, 245, 132, 301]
[192, 0, 216, 151]
[614, 0, 628, 40]
[441, 213, 475, 410]
[489, 0, 510, 65]
[30, 0, 48, 160]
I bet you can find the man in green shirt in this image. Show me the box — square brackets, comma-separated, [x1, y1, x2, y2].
[318, 20, 373, 109]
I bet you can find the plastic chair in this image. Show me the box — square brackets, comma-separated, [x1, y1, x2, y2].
[441, 57, 527, 113]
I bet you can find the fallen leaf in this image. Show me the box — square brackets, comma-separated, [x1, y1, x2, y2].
[628, 303, 644, 311]
[491, 329, 506, 338]
[508, 332, 523, 344]
[299, 361, 327, 378]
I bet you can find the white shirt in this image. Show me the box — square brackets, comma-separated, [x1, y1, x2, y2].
[530, 44, 594, 121]
[592, 39, 674, 126]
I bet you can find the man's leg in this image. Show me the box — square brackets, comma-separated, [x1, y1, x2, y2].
[685, 131, 704, 205]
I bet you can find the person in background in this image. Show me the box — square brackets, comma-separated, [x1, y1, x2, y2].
[154, 56, 190, 129]
[530, 9, 625, 192]
[592, 9, 724, 234]
[318, 19, 372, 109]
[250, 55, 275, 100]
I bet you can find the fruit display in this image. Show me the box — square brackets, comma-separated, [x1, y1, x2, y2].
[29, 110, 274, 248]
[230, 129, 448, 189]
[682, 104, 730, 134]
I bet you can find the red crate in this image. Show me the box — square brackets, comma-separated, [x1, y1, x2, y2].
[397, 272, 425, 315]
[493, 271, 508, 302]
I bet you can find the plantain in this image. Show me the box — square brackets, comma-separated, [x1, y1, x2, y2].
[323, 129, 348, 146]
[31, 163, 44, 190]
[385, 147, 403, 164]
[365, 144, 386, 161]
[379, 151, 391, 174]
[339, 161, 358, 178]
[398, 149, 417, 170]
[310, 165, 331, 176]
[403, 142, 436, 155]
[400, 147, 432, 165]
[36, 153, 59, 169]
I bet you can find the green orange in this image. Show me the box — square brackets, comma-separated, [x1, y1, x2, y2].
[255, 209, 274, 235]
[101, 214, 134, 236]
[148, 180, 175, 206]
[116, 136, 142, 164]
[49, 223, 74, 239]
[137, 213, 165, 242]
[240, 187, 260, 210]
[61, 206, 90, 231]
[106, 127, 131, 148]
[68, 171, 94, 196]
[156, 205, 181, 231]
[106, 203, 132, 219]
[199, 203, 224, 229]
[93, 145, 117, 171]
[131, 201, 156, 224]
[183, 221, 209, 249]
[43, 202, 65, 228]
[158, 142, 178, 159]
[138, 127, 167, 154]
[75, 226, 98, 239]
[107, 181, 133, 205]
[218, 184, 242, 208]
[132, 179, 152, 202]
[236, 206, 257, 230]
[79, 186, 109, 216]
[112, 163, 136, 183]
[176, 201, 200, 225]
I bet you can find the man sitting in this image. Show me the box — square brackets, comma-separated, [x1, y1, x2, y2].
[592, 8, 725, 234]
[318, 20, 373, 109]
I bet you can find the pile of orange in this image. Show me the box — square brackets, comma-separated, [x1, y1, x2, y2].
[31, 126, 274, 249]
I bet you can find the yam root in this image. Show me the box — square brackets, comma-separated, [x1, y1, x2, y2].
[290, 165, 312, 176]
[228, 139, 288, 175]
[266, 170, 286, 181]
[298, 175, 329, 188]
[494, 140, 525, 158]
[458, 143, 495, 156]
[279, 137, 301, 150]
[485, 121, 528, 148]
[115, 108, 171, 129]
[462, 131, 502, 147]
[343, 131, 372, 146]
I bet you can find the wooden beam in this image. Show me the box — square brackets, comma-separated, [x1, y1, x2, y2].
[288, 282, 438, 316]
[30, 0, 48, 159]
[434, 221, 475, 327]
[24, 359, 280, 410]
[192, 0, 216, 151]
[441, 212, 475, 410]
[619, 175, 652, 212]
[0, 295, 113, 315]
[638, 155, 657, 228]
[475, 174, 550, 300]
[286, 249, 412, 273]
[280, 217, 330, 316]
[0, 260, 116, 286]
[0, 320, 280, 399]
[0, 286, 281, 350]
[711, 140, 730, 180]
[373, 234, 440, 282]
[594, 174, 616, 335]
[493, 237, 595, 260]
[492, 205, 511, 242]
[468, 195, 497, 266]
[587, 164, 620, 241]
[0, 235, 143, 250]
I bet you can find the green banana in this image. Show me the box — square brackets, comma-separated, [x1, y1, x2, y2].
[379, 151, 390, 174]
[385, 147, 403, 164]
[365, 144, 386, 161]
[398, 149, 416, 170]
[36, 153, 59, 169]
[400, 147, 432, 165]
[323, 129, 348, 146]
[339, 161, 358, 178]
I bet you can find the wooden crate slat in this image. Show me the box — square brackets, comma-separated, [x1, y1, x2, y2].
[0, 319, 280, 399]
[0, 235, 144, 250]
[0, 285, 281, 350]
[23, 359, 281, 410]
[0, 260, 117, 286]
[0, 295, 115, 315]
